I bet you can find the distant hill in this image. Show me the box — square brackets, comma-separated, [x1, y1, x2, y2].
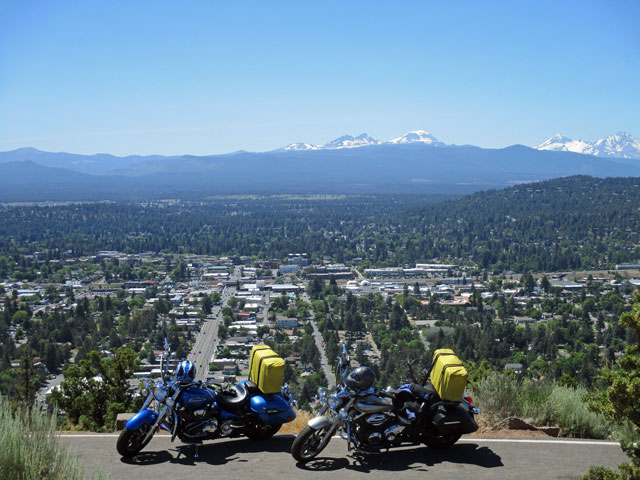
[0, 147, 179, 175]
[0, 175, 638, 272]
[1, 143, 639, 201]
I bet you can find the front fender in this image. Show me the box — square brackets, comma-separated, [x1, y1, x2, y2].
[308, 415, 332, 430]
[125, 409, 158, 431]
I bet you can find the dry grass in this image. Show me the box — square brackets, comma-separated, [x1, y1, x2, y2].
[280, 409, 314, 435]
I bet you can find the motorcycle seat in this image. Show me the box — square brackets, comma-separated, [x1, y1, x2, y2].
[217, 383, 249, 412]
[411, 383, 436, 396]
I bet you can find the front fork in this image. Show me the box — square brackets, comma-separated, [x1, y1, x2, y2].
[328, 398, 355, 451]
[142, 388, 182, 446]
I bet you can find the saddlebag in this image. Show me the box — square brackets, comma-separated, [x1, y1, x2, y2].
[430, 348, 468, 402]
[249, 345, 285, 394]
[431, 402, 479, 435]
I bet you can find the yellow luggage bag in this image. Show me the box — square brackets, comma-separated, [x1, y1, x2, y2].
[430, 348, 468, 402]
[249, 345, 285, 394]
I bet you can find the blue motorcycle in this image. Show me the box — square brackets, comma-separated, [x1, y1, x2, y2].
[117, 343, 296, 458]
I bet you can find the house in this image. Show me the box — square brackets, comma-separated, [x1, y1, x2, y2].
[505, 363, 523, 374]
[276, 316, 299, 329]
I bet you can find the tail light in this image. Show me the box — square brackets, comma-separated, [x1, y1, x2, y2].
[464, 395, 480, 414]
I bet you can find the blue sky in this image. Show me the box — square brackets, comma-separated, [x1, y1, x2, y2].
[1, 0, 638, 156]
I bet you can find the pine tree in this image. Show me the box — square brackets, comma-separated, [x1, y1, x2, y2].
[16, 346, 38, 409]
[585, 293, 640, 479]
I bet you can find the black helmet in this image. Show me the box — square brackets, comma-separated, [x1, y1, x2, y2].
[346, 366, 376, 391]
[175, 360, 196, 381]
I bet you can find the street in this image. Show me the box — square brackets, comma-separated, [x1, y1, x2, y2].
[61, 433, 629, 480]
[188, 266, 239, 382]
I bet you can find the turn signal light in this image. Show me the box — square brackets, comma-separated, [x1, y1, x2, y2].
[463, 395, 474, 405]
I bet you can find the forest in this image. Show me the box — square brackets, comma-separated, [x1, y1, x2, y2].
[0, 176, 639, 274]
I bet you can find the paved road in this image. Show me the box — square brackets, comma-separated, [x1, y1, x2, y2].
[188, 312, 221, 382]
[418, 329, 430, 351]
[188, 266, 239, 382]
[62, 434, 627, 480]
[300, 292, 335, 388]
[309, 314, 335, 389]
[36, 373, 65, 409]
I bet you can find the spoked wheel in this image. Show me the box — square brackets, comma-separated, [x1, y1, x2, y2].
[424, 432, 461, 449]
[117, 424, 154, 457]
[245, 423, 282, 441]
[291, 425, 333, 463]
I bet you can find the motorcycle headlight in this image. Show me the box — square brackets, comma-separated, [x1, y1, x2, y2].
[153, 385, 167, 403]
[327, 394, 339, 411]
[317, 387, 326, 398]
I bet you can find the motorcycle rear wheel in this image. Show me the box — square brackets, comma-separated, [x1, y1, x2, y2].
[117, 425, 153, 457]
[245, 423, 282, 441]
[424, 432, 461, 449]
[291, 425, 332, 463]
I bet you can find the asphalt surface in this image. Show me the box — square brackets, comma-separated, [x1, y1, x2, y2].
[61, 433, 628, 480]
[188, 311, 222, 382]
[188, 266, 238, 382]
[308, 313, 335, 388]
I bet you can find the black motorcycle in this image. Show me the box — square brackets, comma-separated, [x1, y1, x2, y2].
[291, 345, 478, 462]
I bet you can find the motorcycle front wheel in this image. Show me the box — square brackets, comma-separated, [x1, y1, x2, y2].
[245, 423, 282, 441]
[116, 424, 153, 457]
[291, 424, 333, 463]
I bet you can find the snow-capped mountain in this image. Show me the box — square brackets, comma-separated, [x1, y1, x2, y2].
[283, 142, 316, 151]
[388, 130, 444, 146]
[589, 132, 640, 159]
[323, 133, 381, 149]
[535, 134, 592, 154]
[283, 130, 444, 151]
[535, 132, 640, 159]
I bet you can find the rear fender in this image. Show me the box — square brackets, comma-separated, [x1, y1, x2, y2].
[125, 409, 158, 431]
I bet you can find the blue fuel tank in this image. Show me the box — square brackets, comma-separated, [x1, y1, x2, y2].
[179, 385, 216, 409]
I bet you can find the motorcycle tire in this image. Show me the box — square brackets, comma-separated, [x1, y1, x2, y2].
[245, 423, 282, 441]
[423, 433, 461, 449]
[291, 425, 332, 463]
[116, 425, 153, 457]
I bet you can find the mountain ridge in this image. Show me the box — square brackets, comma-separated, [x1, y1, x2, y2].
[2, 143, 639, 201]
[535, 131, 640, 159]
[282, 130, 442, 151]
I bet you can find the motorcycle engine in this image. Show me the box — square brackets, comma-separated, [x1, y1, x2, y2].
[180, 408, 218, 440]
[354, 412, 405, 446]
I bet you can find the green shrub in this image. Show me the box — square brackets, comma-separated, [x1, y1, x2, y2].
[581, 466, 621, 480]
[473, 373, 611, 438]
[472, 371, 520, 419]
[0, 395, 104, 479]
[544, 386, 611, 439]
[517, 378, 554, 422]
